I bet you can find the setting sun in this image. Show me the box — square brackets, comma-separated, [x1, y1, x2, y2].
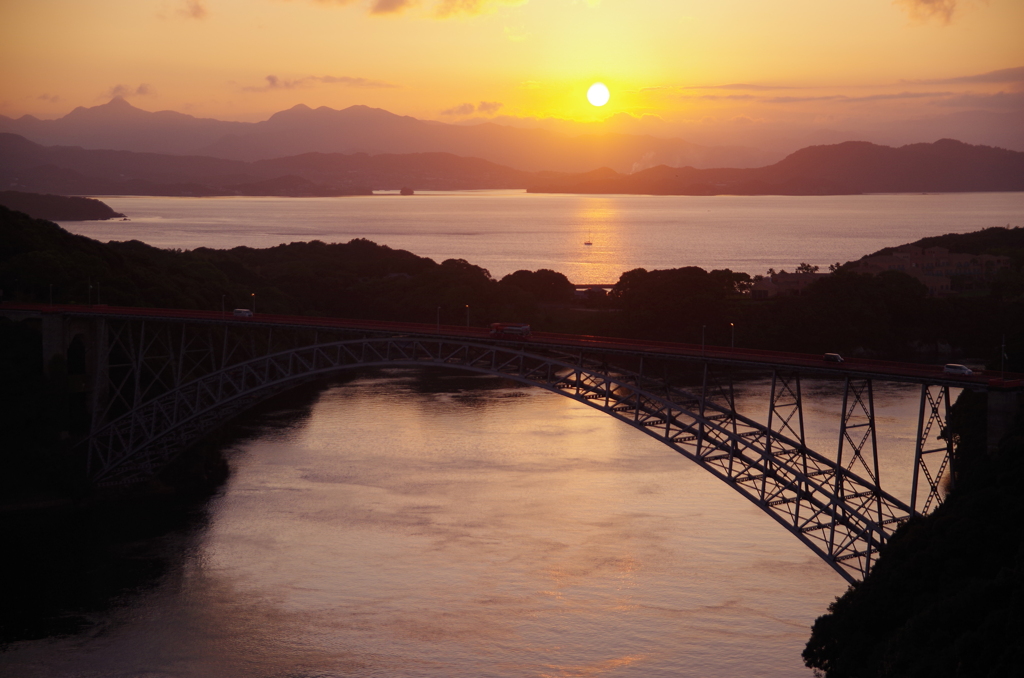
[586, 82, 610, 107]
[1, 1, 1022, 676]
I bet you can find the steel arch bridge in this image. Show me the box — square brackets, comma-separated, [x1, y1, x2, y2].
[82, 317, 926, 585]
[8, 304, 1015, 584]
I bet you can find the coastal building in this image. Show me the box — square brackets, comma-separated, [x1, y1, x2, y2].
[847, 245, 1011, 296]
[750, 271, 830, 299]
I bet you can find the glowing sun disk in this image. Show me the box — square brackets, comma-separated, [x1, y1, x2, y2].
[587, 82, 610, 107]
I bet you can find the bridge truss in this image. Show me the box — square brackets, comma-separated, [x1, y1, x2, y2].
[78, 315, 963, 584]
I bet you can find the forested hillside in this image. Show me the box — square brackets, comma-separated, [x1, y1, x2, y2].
[803, 389, 1024, 677]
[2, 207, 1022, 499]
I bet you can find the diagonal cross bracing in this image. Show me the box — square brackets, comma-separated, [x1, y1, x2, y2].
[912, 384, 954, 514]
[83, 323, 914, 583]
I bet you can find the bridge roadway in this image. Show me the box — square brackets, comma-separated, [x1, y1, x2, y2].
[5, 302, 1019, 391]
[5, 302, 1022, 583]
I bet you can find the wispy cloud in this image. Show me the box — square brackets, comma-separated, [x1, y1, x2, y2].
[641, 83, 797, 96]
[441, 102, 475, 116]
[441, 100, 503, 116]
[894, 0, 958, 24]
[37, 93, 62, 104]
[434, 0, 526, 17]
[934, 91, 1024, 109]
[846, 91, 953, 102]
[766, 91, 951, 104]
[765, 95, 844, 104]
[306, 0, 526, 17]
[903, 66, 1024, 85]
[370, 0, 413, 14]
[647, 70, 1024, 95]
[688, 83, 797, 91]
[243, 74, 398, 91]
[104, 83, 154, 99]
[675, 93, 758, 101]
[179, 0, 208, 19]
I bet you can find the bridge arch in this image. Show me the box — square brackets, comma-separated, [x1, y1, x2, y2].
[87, 334, 913, 583]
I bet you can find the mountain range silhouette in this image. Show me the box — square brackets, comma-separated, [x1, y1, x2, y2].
[528, 139, 1024, 195]
[2, 130, 1021, 197]
[0, 97, 772, 174]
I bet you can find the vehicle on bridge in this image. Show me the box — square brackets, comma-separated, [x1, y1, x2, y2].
[233, 308, 253, 317]
[489, 322, 532, 339]
[823, 353, 844, 364]
[943, 363, 973, 375]
[7, 302, 1021, 584]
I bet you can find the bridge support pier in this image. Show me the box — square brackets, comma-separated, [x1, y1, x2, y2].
[767, 370, 806, 451]
[834, 378, 883, 565]
[987, 389, 1020, 456]
[836, 378, 880, 488]
[911, 385, 953, 514]
[7, 304, 1019, 583]
[697, 364, 740, 459]
[41, 314, 66, 374]
[40, 312, 109, 431]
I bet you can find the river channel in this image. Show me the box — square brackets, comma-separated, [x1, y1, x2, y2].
[2, 368, 930, 677]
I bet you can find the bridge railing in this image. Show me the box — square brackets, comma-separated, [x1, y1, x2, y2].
[4, 302, 1014, 388]
[7, 303, 1016, 582]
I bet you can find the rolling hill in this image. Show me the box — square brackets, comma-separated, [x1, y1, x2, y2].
[2, 133, 1021, 197]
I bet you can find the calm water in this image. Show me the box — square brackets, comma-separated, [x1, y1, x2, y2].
[62, 191, 1024, 283]
[13, 193, 982, 674]
[2, 369, 933, 677]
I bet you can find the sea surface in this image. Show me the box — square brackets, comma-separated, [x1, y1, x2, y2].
[8, 192, 990, 675]
[1, 370, 932, 677]
[60, 191, 1024, 284]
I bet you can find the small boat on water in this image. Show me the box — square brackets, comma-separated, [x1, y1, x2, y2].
[584, 239, 592, 246]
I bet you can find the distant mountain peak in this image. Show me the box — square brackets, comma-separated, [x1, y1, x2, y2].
[529, 138, 1024, 195]
[265, 103, 317, 122]
[0, 100, 778, 171]
[342, 104, 408, 119]
[0, 132, 44, 151]
[263, 103, 410, 127]
[63, 96, 149, 121]
[106, 96, 134, 109]
[930, 138, 969, 148]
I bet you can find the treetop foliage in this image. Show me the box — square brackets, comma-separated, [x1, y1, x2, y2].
[2, 205, 1022, 369]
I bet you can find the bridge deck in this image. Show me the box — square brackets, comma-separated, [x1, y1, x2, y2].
[6, 302, 1016, 582]
[3, 303, 1019, 390]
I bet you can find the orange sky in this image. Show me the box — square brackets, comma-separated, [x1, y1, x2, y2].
[1, 0, 1021, 145]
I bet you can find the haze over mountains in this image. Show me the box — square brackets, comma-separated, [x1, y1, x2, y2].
[2, 130, 1022, 198]
[0, 98, 776, 174]
[529, 139, 1024, 196]
[0, 133, 532, 196]
[2, 97, 1022, 198]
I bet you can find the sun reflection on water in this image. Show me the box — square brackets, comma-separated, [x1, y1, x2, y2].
[571, 197, 634, 283]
